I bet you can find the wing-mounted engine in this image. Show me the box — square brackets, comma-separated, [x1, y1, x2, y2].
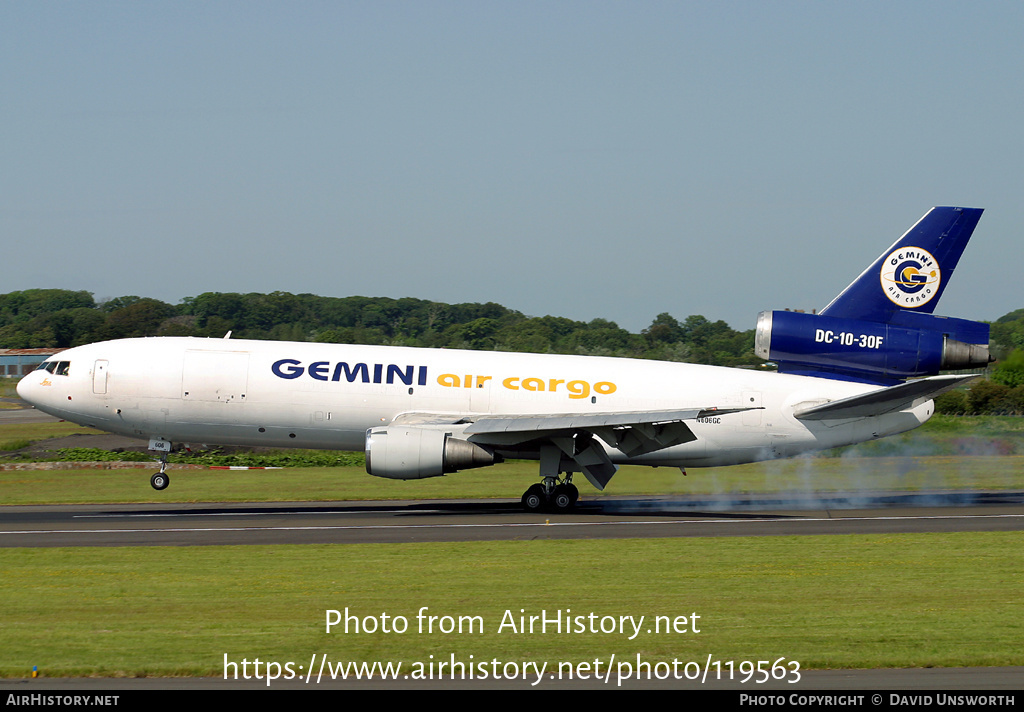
[755, 310, 991, 384]
[365, 425, 498, 480]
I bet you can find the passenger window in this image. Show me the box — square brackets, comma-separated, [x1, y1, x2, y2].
[55, 362, 70, 376]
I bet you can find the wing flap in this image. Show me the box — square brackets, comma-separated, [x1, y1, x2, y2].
[465, 406, 755, 458]
[463, 407, 751, 435]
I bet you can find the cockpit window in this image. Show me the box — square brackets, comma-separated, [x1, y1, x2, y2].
[35, 361, 69, 375]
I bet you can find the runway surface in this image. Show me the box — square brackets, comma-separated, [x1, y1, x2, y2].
[3, 491, 1023, 547]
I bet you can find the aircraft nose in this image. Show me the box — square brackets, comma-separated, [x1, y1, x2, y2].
[16, 367, 69, 418]
[16, 372, 38, 405]
[15, 369, 56, 411]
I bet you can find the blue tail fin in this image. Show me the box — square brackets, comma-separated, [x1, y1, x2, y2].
[755, 207, 990, 384]
[820, 207, 984, 322]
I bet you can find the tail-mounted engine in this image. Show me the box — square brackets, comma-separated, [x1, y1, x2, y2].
[365, 425, 498, 480]
[755, 310, 991, 384]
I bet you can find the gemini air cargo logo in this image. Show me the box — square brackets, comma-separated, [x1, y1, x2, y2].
[270, 359, 617, 400]
[879, 246, 941, 307]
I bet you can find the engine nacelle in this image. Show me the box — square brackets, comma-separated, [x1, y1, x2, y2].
[365, 425, 498, 480]
[755, 310, 990, 383]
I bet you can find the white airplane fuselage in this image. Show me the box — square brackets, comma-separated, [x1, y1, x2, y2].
[16, 336, 930, 469]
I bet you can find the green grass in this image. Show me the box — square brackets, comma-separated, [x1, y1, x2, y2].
[0, 421, 96, 452]
[3, 412, 1024, 505]
[6, 414, 1024, 462]
[927, 414, 1024, 433]
[1, 533, 1021, 677]
[0, 379, 19, 398]
[3, 456, 1024, 506]
[819, 415, 1024, 457]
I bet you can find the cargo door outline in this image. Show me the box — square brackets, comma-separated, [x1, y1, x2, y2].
[92, 360, 109, 394]
[182, 350, 250, 403]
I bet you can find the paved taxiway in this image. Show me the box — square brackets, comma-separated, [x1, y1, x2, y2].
[0, 407, 58, 424]
[3, 493, 1023, 547]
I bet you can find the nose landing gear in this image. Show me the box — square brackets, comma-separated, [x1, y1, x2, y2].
[149, 439, 172, 491]
[150, 469, 169, 490]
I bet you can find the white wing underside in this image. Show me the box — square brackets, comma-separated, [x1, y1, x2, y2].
[392, 407, 756, 490]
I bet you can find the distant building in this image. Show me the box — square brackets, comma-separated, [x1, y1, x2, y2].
[0, 348, 66, 377]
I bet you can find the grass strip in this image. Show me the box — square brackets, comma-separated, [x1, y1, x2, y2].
[0, 422, 95, 451]
[2, 456, 1023, 506]
[1, 532, 1021, 677]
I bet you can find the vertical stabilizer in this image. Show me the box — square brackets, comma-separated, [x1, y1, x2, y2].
[819, 207, 983, 322]
[757, 207, 989, 384]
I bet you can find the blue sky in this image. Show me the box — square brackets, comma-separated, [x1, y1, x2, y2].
[3, 1, 1022, 331]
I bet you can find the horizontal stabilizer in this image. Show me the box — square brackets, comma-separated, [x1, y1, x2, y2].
[794, 375, 977, 420]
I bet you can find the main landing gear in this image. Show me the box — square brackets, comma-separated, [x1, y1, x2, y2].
[521, 475, 579, 513]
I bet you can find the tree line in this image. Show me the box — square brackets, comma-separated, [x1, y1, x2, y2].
[0, 289, 760, 367]
[936, 329, 1024, 415]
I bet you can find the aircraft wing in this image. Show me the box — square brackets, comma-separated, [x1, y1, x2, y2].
[793, 374, 977, 421]
[470, 406, 756, 490]
[463, 407, 751, 454]
[392, 406, 756, 491]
